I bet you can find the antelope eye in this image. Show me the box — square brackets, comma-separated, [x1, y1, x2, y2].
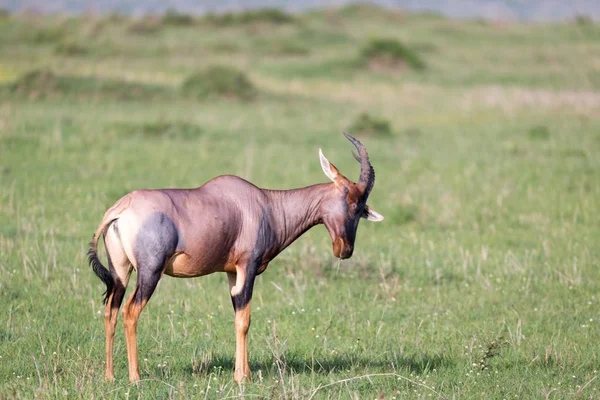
[350, 203, 357, 211]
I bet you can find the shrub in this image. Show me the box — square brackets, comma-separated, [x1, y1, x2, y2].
[112, 120, 203, 139]
[11, 69, 58, 98]
[574, 14, 593, 25]
[162, 9, 195, 26]
[54, 41, 89, 56]
[348, 112, 392, 137]
[528, 125, 550, 140]
[181, 66, 257, 101]
[389, 204, 418, 226]
[360, 38, 425, 71]
[105, 12, 126, 24]
[203, 8, 294, 26]
[127, 16, 162, 35]
[9, 69, 170, 101]
[27, 25, 67, 44]
[338, 3, 390, 18]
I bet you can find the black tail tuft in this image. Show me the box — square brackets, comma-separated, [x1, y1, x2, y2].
[88, 239, 114, 305]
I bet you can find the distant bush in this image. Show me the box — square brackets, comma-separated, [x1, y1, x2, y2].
[574, 14, 593, 25]
[528, 125, 550, 140]
[338, 3, 392, 18]
[360, 38, 425, 71]
[162, 9, 195, 26]
[348, 112, 392, 137]
[127, 16, 163, 34]
[255, 38, 310, 56]
[105, 12, 126, 24]
[272, 41, 310, 56]
[209, 41, 241, 53]
[0, 7, 10, 18]
[389, 204, 418, 226]
[11, 69, 58, 98]
[181, 66, 257, 101]
[25, 25, 68, 44]
[112, 120, 203, 139]
[9, 68, 170, 101]
[203, 8, 295, 26]
[54, 40, 89, 56]
[412, 10, 447, 20]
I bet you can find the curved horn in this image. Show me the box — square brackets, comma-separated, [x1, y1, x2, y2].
[343, 132, 375, 197]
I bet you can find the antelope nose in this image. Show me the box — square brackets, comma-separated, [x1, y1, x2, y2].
[340, 245, 353, 259]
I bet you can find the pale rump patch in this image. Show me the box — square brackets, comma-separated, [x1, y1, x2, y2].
[104, 224, 132, 285]
[229, 268, 247, 297]
[112, 212, 140, 269]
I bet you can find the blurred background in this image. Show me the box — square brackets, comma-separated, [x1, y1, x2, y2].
[0, 1, 599, 398]
[4, 0, 600, 20]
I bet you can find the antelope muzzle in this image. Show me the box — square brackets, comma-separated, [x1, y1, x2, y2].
[333, 238, 354, 259]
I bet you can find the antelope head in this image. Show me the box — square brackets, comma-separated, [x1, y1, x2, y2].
[319, 132, 384, 259]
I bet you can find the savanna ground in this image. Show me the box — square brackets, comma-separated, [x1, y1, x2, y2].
[1, 5, 599, 399]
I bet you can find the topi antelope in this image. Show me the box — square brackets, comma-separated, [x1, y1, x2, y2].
[88, 132, 383, 383]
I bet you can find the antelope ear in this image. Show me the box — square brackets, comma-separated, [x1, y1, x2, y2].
[319, 148, 339, 182]
[362, 205, 384, 222]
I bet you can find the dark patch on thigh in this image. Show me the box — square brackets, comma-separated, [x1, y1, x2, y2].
[133, 212, 180, 301]
[231, 210, 276, 310]
[112, 219, 121, 242]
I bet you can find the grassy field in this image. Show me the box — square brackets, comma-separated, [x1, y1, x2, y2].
[1, 6, 599, 399]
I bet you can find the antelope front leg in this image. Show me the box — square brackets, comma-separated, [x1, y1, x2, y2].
[227, 265, 257, 383]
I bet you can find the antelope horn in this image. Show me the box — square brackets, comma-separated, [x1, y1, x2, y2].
[343, 132, 375, 197]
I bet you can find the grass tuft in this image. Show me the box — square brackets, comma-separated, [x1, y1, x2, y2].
[348, 112, 392, 137]
[360, 38, 425, 71]
[112, 120, 203, 139]
[528, 125, 550, 140]
[181, 66, 257, 101]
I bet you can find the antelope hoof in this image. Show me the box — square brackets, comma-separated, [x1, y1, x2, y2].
[129, 374, 141, 384]
[234, 371, 251, 384]
[105, 373, 115, 382]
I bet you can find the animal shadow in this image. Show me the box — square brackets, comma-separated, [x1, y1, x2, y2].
[186, 350, 451, 377]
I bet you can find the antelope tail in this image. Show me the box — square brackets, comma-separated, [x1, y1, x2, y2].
[87, 194, 131, 304]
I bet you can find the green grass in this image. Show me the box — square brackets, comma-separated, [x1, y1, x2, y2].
[181, 66, 257, 101]
[360, 38, 426, 71]
[0, 6, 599, 399]
[348, 112, 393, 137]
